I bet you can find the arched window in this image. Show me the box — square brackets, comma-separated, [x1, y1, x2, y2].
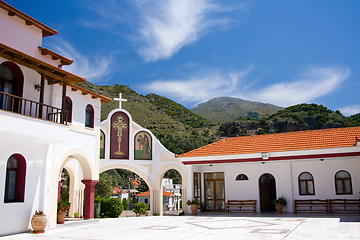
[4, 154, 26, 203]
[100, 130, 105, 159]
[236, 174, 249, 181]
[335, 170, 352, 195]
[298, 172, 315, 195]
[64, 97, 72, 123]
[0, 62, 24, 112]
[85, 104, 94, 128]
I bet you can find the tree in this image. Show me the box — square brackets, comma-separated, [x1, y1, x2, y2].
[138, 179, 149, 192]
[164, 169, 182, 184]
[133, 202, 148, 216]
[95, 172, 117, 198]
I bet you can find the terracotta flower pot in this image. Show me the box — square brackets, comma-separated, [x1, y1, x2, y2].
[275, 204, 284, 214]
[57, 211, 66, 224]
[191, 204, 198, 215]
[31, 214, 47, 233]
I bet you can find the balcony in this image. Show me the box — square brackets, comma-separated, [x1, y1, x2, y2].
[0, 91, 69, 125]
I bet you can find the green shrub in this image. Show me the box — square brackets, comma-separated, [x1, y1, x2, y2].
[122, 198, 129, 210]
[101, 198, 123, 218]
[133, 202, 148, 216]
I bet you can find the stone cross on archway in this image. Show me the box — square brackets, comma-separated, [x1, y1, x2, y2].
[113, 93, 127, 109]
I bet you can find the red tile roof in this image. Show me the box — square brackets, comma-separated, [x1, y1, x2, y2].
[131, 180, 140, 186]
[177, 127, 360, 158]
[137, 190, 174, 197]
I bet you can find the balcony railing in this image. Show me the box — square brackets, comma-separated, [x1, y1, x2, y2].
[0, 91, 69, 125]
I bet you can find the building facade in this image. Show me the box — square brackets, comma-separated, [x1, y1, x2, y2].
[178, 127, 360, 213]
[0, 1, 110, 236]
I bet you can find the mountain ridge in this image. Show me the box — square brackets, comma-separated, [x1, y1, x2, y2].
[191, 96, 283, 124]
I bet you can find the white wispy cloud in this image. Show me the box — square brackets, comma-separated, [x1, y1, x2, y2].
[134, 0, 238, 62]
[49, 40, 114, 83]
[248, 66, 350, 106]
[339, 105, 360, 116]
[145, 65, 350, 108]
[145, 66, 253, 104]
[81, 0, 244, 62]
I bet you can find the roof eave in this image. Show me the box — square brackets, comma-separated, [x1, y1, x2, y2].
[0, 1, 58, 37]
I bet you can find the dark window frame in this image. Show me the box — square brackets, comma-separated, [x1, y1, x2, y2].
[235, 174, 249, 181]
[85, 104, 94, 128]
[335, 170, 353, 195]
[193, 172, 201, 201]
[4, 154, 26, 203]
[65, 97, 72, 123]
[298, 172, 315, 196]
[100, 130, 105, 159]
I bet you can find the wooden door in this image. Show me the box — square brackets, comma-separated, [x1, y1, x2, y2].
[259, 173, 276, 212]
[204, 172, 225, 211]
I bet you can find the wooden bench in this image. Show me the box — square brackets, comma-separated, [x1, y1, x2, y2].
[329, 199, 360, 213]
[226, 200, 256, 213]
[294, 199, 329, 213]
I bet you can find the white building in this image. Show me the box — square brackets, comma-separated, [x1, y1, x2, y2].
[162, 178, 181, 210]
[0, 1, 110, 236]
[178, 127, 360, 213]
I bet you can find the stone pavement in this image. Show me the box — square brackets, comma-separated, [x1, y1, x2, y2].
[2, 213, 360, 240]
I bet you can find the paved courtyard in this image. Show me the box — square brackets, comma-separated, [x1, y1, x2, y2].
[2, 214, 360, 240]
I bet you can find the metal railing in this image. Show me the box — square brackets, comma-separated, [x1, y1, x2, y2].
[0, 91, 69, 125]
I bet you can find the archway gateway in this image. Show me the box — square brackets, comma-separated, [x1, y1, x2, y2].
[259, 173, 276, 212]
[99, 107, 189, 216]
[96, 169, 151, 213]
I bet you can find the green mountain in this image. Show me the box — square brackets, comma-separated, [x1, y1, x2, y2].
[79, 82, 217, 154]
[219, 103, 360, 137]
[191, 97, 283, 124]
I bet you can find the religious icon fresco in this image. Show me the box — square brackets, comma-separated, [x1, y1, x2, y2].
[110, 111, 129, 159]
[100, 130, 105, 159]
[134, 131, 152, 160]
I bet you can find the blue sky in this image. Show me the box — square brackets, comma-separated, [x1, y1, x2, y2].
[12, 0, 360, 115]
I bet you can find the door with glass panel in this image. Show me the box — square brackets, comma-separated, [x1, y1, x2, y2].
[204, 172, 225, 211]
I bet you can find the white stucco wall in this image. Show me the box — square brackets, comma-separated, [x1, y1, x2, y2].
[186, 153, 360, 213]
[0, 7, 63, 67]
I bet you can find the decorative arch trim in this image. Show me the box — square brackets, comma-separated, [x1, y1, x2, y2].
[99, 164, 155, 190]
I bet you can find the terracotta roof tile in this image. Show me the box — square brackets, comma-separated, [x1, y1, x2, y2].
[177, 127, 360, 158]
[136, 190, 174, 197]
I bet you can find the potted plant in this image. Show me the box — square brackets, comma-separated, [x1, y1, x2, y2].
[57, 200, 71, 224]
[186, 199, 200, 215]
[31, 210, 47, 233]
[73, 212, 79, 218]
[273, 197, 287, 214]
[200, 202, 208, 212]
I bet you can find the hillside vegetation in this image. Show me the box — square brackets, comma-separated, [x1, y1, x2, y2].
[219, 104, 360, 137]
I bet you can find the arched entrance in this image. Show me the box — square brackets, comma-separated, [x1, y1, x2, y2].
[161, 169, 182, 214]
[157, 165, 187, 215]
[99, 164, 155, 215]
[259, 173, 276, 212]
